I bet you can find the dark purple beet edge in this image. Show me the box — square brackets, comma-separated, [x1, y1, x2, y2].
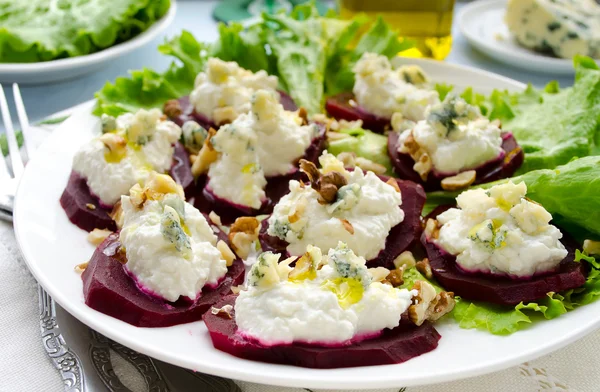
[325, 92, 391, 134]
[259, 177, 426, 269]
[60, 142, 193, 233]
[421, 209, 587, 306]
[170, 91, 298, 129]
[190, 125, 327, 225]
[203, 294, 441, 369]
[387, 131, 525, 192]
[82, 233, 245, 328]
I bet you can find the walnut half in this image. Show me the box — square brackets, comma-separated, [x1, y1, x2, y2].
[299, 159, 347, 204]
[228, 217, 260, 259]
[408, 280, 455, 326]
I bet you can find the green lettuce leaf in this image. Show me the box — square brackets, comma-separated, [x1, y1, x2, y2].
[326, 127, 393, 175]
[0, 0, 170, 63]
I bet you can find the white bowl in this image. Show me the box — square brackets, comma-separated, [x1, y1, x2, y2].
[0, 2, 176, 84]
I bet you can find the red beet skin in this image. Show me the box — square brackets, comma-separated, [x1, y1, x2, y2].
[203, 295, 441, 368]
[325, 92, 391, 134]
[421, 215, 587, 306]
[190, 125, 327, 225]
[169, 91, 298, 129]
[60, 142, 193, 232]
[82, 234, 245, 328]
[388, 131, 525, 192]
[259, 177, 426, 268]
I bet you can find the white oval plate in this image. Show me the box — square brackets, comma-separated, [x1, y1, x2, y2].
[14, 58, 600, 390]
[459, 0, 600, 75]
[0, 2, 176, 84]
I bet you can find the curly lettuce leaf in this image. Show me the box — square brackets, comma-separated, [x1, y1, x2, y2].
[326, 127, 393, 175]
[0, 0, 170, 63]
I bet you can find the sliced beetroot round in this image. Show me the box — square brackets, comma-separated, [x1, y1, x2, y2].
[325, 92, 390, 134]
[421, 218, 587, 306]
[388, 131, 525, 192]
[259, 177, 426, 269]
[61, 142, 194, 232]
[190, 125, 326, 225]
[82, 234, 245, 328]
[60, 171, 117, 232]
[203, 295, 441, 369]
[168, 91, 298, 129]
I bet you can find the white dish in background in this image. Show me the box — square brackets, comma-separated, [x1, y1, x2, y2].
[14, 59, 600, 390]
[0, 2, 176, 85]
[459, 0, 600, 75]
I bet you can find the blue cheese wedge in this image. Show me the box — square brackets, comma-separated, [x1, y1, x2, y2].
[505, 0, 600, 59]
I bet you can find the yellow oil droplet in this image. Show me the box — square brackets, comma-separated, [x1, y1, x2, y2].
[322, 277, 365, 309]
[104, 149, 127, 164]
[242, 163, 257, 174]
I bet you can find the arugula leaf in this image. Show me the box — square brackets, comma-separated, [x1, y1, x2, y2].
[0, 0, 170, 62]
[326, 127, 393, 175]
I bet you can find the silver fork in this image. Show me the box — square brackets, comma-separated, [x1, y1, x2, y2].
[0, 85, 241, 392]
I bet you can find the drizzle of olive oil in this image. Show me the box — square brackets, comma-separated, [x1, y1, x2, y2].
[338, 0, 455, 60]
[322, 277, 365, 309]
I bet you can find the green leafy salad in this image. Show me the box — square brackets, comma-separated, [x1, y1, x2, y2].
[93, 3, 600, 336]
[0, 0, 171, 63]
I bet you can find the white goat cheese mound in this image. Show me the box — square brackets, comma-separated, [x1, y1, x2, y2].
[120, 191, 227, 302]
[505, 0, 600, 59]
[435, 181, 568, 277]
[235, 243, 414, 345]
[267, 153, 404, 260]
[190, 58, 279, 123]
[72, 109, 181, 206]
[352, 52, 439, 120]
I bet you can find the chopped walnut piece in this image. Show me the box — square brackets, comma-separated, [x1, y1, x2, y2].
[299, 159, 321, 184]
[191, 128, 218, 177]
[110, 201, 124, 229]
[230, 285, 244, 295]
[87, 229, 113, 246]
[85, 203, 96, 210]
[317, 171, 347, 204]
[74, 262, 89, 274]
[228, 217, 260, 259]
[414, 154, 432, 181]
[369, 267, 391, 282]
[339, 218, 354, 234]
[213, 106, 237, 125]
[584, 240, 600, 256]
[217, 240, 236, 267]
[145, 172, 185, 200]
[336, 152, 357, 169]
[399, 131, 432, 180]
[208, 211, 222, 226]
[189, 154, 197, 164]
[441, 170, 476, 191]
[99, 133, 126, 153]
[287, 197, 307, 224]
[210, 304, 234, 319]
[385, 178, 401, 193]
[416, 258, 433, 279]
[163, 99, 182, 118]
[386, 268, 404, 287]
[129, 184, 147, 209]
[408, 281, 455, 326]
[394, 251, 416, 269]
[355, 157, 386, 175]
[424, 218, 440, 240]
[297, 107, 309, 125]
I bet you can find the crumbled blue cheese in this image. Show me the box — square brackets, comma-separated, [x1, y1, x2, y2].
[72, 109, 181, 206]
[207, 90, 316, 209]
[235, 243, 415, 345]
[119, 178, 227, 302]
[505, 0, 600, 59]
[396, 95, 504, 176]
[267, 153, 404, 260]
[190, 58, 279, 123]
[181, 121, 208, 154]
[352, 53, 439, 120]
[435, 181, 568, 277]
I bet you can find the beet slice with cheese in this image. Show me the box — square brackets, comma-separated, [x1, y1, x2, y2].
[421, 211, 587, 306]
[388, 131, 524, 192]
[166, 91, 297, 129]
[191, 125, 327, 225]
[259, 177, 426, 268]
[61, 142, 193, 232]
[326, 92, 391, 134]
[203, 295, 441, 368]
[82, 233, 245, 328]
